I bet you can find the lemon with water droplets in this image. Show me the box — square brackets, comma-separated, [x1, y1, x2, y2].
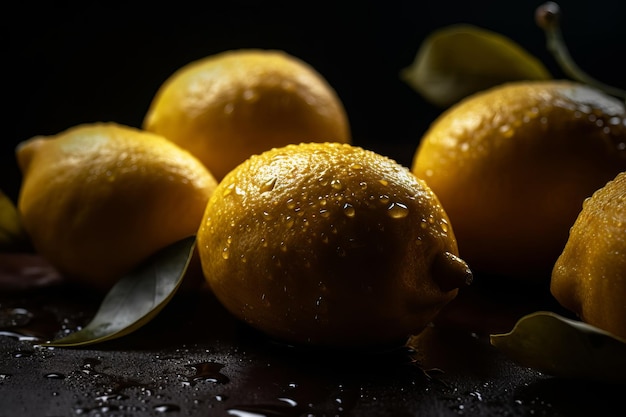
[197, 142, 472, 348]
[412, 80, 626, 281]
[143, 49, 351, 180]
[551, 171, 626, 340]
[16, 122, 218, 291]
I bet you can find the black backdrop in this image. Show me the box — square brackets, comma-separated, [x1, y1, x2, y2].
[4, 0, 625, 202]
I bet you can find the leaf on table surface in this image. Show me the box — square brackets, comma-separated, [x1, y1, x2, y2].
[0, 190, 30, 252]
[490, 311, 626, 383]
[401, 24, 552, 108]
[42, 236, 196, 347]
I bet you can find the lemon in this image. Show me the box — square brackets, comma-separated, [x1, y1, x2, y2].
[551, 171, 626, 340]
[17, 122, 218, 290]
[143, 49, 351, 180]
[412, 80, 626, 280]
[197, 142, 472, 348]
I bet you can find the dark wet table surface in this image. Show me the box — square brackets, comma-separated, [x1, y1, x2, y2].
[0, 254, 624, 417]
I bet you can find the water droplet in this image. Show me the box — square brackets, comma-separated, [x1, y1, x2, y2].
[2, 307, 33, 327]
[336, 246, 347, 257]
[379, 179, 389, 186]
[260, 177, 277, 193]
[44, 372, 66, 379]
[222, 247, 230, 260]
[242, 89, 259, 102]
[286, 198, 296, 210]
[359, 181, 368, 190]
[227, 407, 288, 417]
[279, 78, 296, 90]
[387, 202, 408, 219]
[154, 404, 181, 413]
[80, 358, 102, 376]
[224, 103, 235, 114]
[499, 124, 514, 138]
[470, 391, 483, 401]
[319, 209, 330, 218]
[223, 183, 235, 197]
[186, 362, 229, 384]
[262, 211, 274, 221]
[331, 179, 343, 190]
[349, 163, 362, 170]
[343, 203, 355, 218]
[277, 397, 298, 406]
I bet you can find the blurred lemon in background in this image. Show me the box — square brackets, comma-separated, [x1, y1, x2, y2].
[197, 142, 472, 348]
[412, 80, 626, 281]
[551, 171, 626, 340]
[17, 122, 218, 290]
[143, 49, 351, 180]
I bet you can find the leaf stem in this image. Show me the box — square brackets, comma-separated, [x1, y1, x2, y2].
[535, 1, 626, 102]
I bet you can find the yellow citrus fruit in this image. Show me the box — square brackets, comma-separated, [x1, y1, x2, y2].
[551, 171, 626, 340]
[16, 122, 218, 291]
[143, 48, 351, 180]
[412, 80, 626, 280]
[197, 142, 472, 348]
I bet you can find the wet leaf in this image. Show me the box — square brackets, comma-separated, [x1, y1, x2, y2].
[490, 311, 626, 383]
[401, 24, 552, 107]
[43, 236, 196, 347]
[0, 190, 30, 252]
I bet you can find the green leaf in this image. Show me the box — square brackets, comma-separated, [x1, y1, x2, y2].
[490, 311, 626, 383]
[0, 190, 30, 252]
[401, 24, 552, 107]
[42, 236, 196, 347]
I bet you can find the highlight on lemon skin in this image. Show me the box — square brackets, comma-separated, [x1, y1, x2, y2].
[197, 142, 472, 349]
[16, 122, 218, 291]
[143, 48, 352, 181]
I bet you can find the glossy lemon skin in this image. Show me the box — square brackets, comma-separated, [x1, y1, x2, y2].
[17, 122, 218, 290]
[197, 142, 472, 348]
[551, 172, 626, 340]
[143, 49, 351, 180]
[412, 80, 626, 280]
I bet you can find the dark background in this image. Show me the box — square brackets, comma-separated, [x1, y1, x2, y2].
[4, 0, 625, 202]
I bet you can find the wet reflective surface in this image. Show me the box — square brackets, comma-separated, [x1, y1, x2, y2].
[0, 259, 624, 417]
